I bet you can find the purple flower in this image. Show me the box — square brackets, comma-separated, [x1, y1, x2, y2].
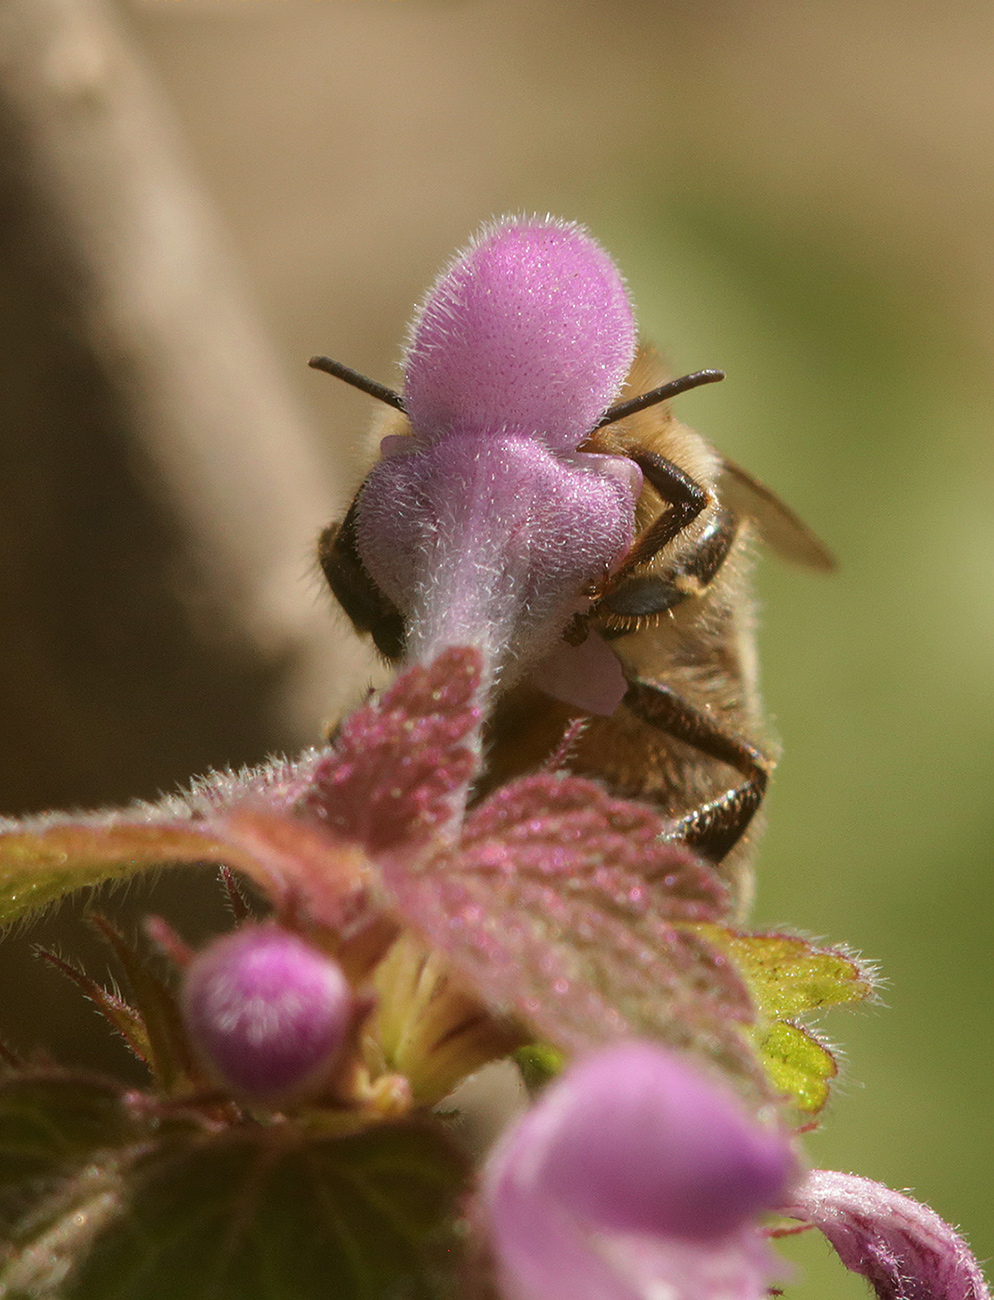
[402, 215, 636, 450]
[354, 217, 641, 700]
[182, 923, 353, 1107]
[782, 1169, 990, 1300]
[480, 1041, 796, 1300]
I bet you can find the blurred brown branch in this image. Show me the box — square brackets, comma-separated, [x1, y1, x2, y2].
[0, 0, 352, 815]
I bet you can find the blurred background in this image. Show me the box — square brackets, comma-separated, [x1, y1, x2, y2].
[0, 0, 991, 1287]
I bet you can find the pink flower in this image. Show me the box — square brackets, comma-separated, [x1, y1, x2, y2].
[481, 1041, 796, 1300]
[354, 217, 641, 701]
[182, 923, 353, 1106]
[402, 215, 636, 450]
[783, 1169, 990, 1300]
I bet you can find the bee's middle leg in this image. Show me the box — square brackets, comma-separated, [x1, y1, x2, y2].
[622, 677, 770, 864]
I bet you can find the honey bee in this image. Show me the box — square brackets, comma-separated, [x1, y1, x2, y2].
[479, 347, 835, 909]
[311, 235, 833, 911]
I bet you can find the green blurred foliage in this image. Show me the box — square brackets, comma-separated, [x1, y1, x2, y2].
[597, 186, 994, 1287]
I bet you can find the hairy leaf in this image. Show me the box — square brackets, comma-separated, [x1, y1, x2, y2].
[299, 647, 484, 851]
[755, 1019, 838, 1114]
[0, 805, 375, 937]
[384, 772, 766, 1092]
[685, 927, 874, 1112]
[702, 930, 875, 1017]
[0, 749, 330, 926]
[0, 745, 329, 930]
[0, 1074, 142, 1241]
[0, 652, 484, 932]
[34, 949, 154, 1071]
[88, 914, 198, 1093]
[0, 821, 234, 930]
[65, 1124, 467, 1300]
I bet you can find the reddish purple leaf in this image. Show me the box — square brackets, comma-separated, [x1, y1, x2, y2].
[382, 773, 764, 1090]
[0, 654, 483, 931]
[464, 774, 729, 923]
[298, 647, 484, 852]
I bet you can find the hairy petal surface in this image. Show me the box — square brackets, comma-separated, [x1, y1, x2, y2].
[783, 1170, 990, 1300]
[482, 1042, 794, 1300]
[357, 436, 636, 681]
[356, 217, 642, 688]
[403, 215, 636, 450]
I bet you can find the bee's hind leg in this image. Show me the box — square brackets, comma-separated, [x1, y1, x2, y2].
[622, 678, 770, 864]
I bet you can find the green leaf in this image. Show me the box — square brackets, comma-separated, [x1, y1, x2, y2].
[707, 930, 875, 1017]
[0, 820, 234, 930]
[0, 750, 335, 929]
[0, 1073, 141, 1239]
[755, 1019, 838, 1115]
[66, 1124, 468, 1300]
[0, 806, 376, 938]
[688, 926, 874, 1113]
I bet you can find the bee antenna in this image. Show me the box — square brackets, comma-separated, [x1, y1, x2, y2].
[596, 369, 725, 428]
[308, 356, 406, 413]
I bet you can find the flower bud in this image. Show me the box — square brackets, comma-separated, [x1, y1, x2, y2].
[182, 924, 352, 1107]
[537, 1042, 794, 1242]
[482, 1041, 796, 1300]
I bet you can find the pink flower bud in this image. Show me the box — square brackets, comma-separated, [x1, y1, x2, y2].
[481, 1041, 796, 1300]
[182, 924, 352, 1107]
[537, 1042, 795, 1242]
[783, 1169, 989, 1300]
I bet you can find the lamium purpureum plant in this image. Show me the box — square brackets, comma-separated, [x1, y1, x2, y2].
[0, 219, 987, 1300]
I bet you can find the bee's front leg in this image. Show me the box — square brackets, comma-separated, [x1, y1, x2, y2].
[596, 508, 740, 630]
[608, 448, 712, 581]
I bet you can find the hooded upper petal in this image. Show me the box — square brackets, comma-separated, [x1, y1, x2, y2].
[403, 216, 636, 451]
[481, 1042, 795, 1300]
[355, 217, 641, 688]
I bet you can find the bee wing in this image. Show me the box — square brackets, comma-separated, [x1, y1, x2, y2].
[720, 458, 837, 572]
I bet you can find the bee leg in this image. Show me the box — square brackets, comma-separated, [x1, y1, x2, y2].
[623, 678, 770, 862]
[608, 449, 712, 582]
[318, 496, 406, 660]
[598, 509, 739, 626]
